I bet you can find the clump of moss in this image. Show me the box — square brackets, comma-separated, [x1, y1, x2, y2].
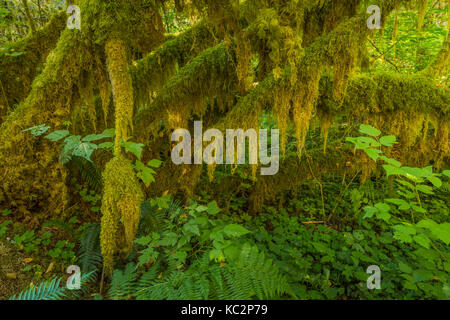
[100, 155, 144, 275]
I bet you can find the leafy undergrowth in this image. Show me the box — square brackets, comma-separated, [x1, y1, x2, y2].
[2, 125, 449, 300]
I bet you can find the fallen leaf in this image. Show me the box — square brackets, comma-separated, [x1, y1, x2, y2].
[24, 258, 33, 263]
[6, 273, 17, 279]
[45, 262, 54, 274]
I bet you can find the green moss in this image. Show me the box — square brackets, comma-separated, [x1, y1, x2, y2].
[130, 21, 219, 108]
[100, 155, 144, 275]
[0, 11, 66, 114]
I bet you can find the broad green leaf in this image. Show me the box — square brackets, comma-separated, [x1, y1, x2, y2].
[383, 165, 405, 177]
[206, 201, 221, 215]
[72, 142, 98, 161]
[363, 206, 377, 219]
[123, 141, 144, 159]
[98, 142, 113, 149]
[45, 130, 70, 142]
[183, 222, 200, 236]
[427, 176, 442, 188]
[312, 242, 329, 254]
[385, 198, 410, 211]
[359, 124, 381, 137]
[375, 202, 390, 212]
[379, 156, 402, 168]
[82, 129, 115, 142]
[196, 205, 208, 212]
[413, 269, 433, 283]
[365, 148, 380, 162]
[376, 211, 391, 222]
[402, 167, 429, 178]
[223, 224, 251, 237]
[410, 204, 427, 214]
[147, 159, 163, 168]
[137, 166, 156, 186]
[413, 234, 431, 249]
[416, 184, 434, 195]
[23, 124, 51, 137]
[380, 135, 397, 147]
[398, 261, 413, 274]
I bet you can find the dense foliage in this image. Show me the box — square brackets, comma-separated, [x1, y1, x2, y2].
[0, 0, 448, 301]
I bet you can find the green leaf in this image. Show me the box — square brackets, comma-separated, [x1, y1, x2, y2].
[45, 130, 70, 142]
[376, 211, 391, 222]
[380, 135, 397, 147]
[312, 242, 329, 254]
[365, 148, 380, 162]
[427, 176, 442, 188]
[147, 159, 163, 168]
[183, 222, 200, 236]
[410, 204, 427, 214]
[379, 156, 402, 168]
[363, 206, 377, 219]
[383, 165, 405, 177]
[375, 202, 390, 213]
[398, 261, 413, 274]
[82, 129, 115, 142]
[98, 142, 114, 149]
[403, 167, 429, 178]
[209, 249, 225, 262]
[442, 170, 450, 178]
[358, 137, 382, 147]
[137, 166, 156, 187]
[413, 234, 431, 249]
[206, 201, 221, 215]
[196, 205, 208, 212]
[412, 269, 433, 283]
[23, 124, 51, 137]
[223, 224, 251, 238]
[123, 142, 144, 159]
[385, 198, 410, 211]
[416, 184, 434, 195]
[359, 124, 381, 137]
[72, 142, 98, 161]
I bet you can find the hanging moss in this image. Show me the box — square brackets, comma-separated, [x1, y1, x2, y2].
[135, 42, 238, 138]
[100, 155, 144, 275]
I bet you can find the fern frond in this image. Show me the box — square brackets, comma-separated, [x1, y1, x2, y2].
[10, 277, 66, 301]
[109, 263, 138, 300]
[77, 222, 102, 273]
[70, 156, 103, 193]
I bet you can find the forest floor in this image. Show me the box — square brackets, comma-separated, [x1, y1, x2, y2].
[0, 239, 29, 299]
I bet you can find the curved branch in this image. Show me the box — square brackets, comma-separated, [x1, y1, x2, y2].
[0, 11, 66, 113]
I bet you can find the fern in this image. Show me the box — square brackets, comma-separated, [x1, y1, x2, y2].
[77, 222, 102, 274]
[10, 271, 96, 300]
[70, 156, 103, 193]
[9, 277, 66, 301]
[109, 244, 294, 300]
[139, 198, 183, 236]
[109, 263, 138, 300]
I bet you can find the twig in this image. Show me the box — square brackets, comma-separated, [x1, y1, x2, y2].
[368, 38, 400, 71]
[305, 153, 326, 221]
